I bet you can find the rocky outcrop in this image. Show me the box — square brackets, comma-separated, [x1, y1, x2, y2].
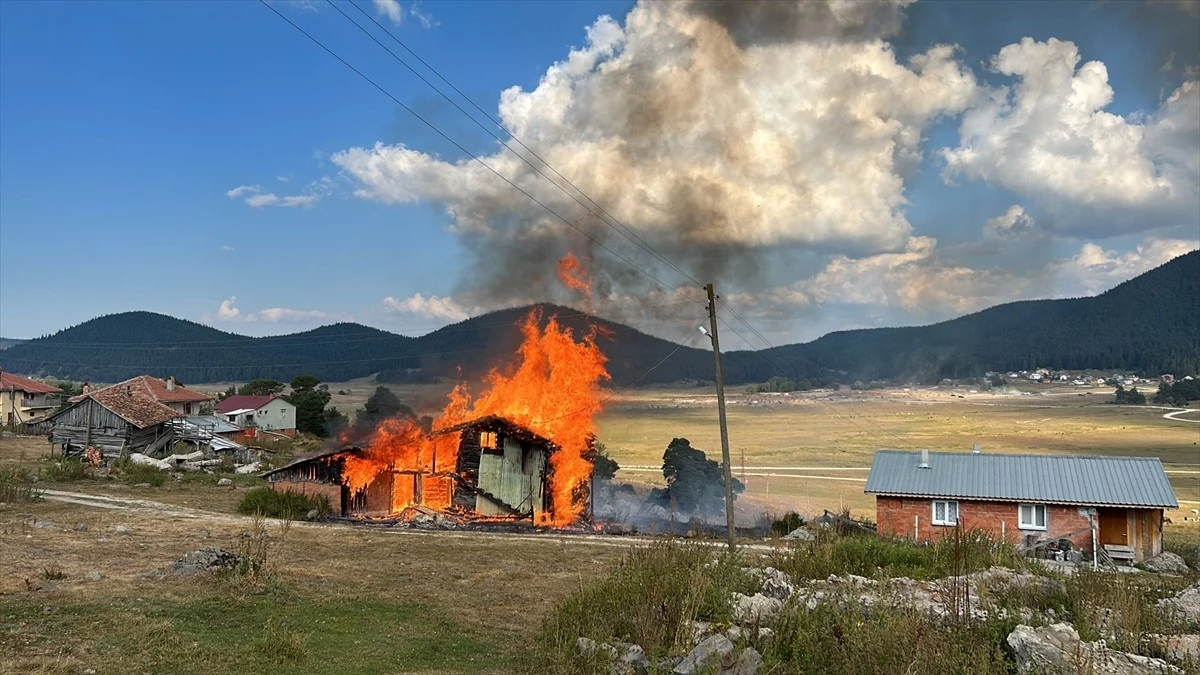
[1158, 582, 1200, 625]
[673, 635, 735, 675]
[1006, 623, 1183, 675]
[1142, 552, 1191, 576]
[169, 547, 245, 575]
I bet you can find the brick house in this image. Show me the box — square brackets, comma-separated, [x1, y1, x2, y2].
[865, 450, 1178, 563]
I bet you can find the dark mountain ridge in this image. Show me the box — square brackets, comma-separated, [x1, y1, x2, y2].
[2, 251, 1196, 385]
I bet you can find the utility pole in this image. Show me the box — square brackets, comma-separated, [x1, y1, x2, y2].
[704, 283, 737, 551]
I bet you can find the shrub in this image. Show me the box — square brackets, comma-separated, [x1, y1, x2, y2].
[237, 487, 329, 520]
[772, 529, 1022, 581]
[121, 463, 166, 487]
[43, 458, 89, 482]
[0, 466, 43, 503]
[771, 512, 805, 537]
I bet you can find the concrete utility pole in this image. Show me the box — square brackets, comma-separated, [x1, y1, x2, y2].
[704, 283, 737, 551]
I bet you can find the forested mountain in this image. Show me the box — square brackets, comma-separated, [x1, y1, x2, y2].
[0, 338, 25, 350]
[2, 251, 1196, 385]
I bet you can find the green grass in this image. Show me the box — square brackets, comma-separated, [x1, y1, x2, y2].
[237, 487, 329, 520]
[41, 458, 90, 482]
[0, 586, 502, 674]
[0, 465, 43, 502]
[121, 463, 167, 487]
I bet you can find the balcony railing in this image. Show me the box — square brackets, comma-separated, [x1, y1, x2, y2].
[21, 397, 61, 409]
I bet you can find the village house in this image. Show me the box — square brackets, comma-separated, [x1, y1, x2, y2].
[262, 415, 587, 522]
[47, 380, 183, 457]
[72, 375, 213, 416]
[0, 372, 62, 425]
[213, 395, 297, 438]
[866, 449, 1178, 564]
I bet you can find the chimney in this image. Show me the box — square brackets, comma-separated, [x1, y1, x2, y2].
[972, 443, 981, 454]
[83, 382, 91, 395]
[918, 448, 931, 469]
[167, 375, 176, 392]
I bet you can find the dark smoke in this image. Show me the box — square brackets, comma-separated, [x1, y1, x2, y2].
[688, 0, 908, 47]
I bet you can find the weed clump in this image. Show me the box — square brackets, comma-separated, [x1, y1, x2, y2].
[42, 458, 90, 482]
[120, 463, 166, 487]
[0, 466, 44, 502]
[237, 487, 329, 520]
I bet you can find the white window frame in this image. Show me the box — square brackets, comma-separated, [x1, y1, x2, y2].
[1018, 503, 1047, 531]
[931, 500, 959, 526]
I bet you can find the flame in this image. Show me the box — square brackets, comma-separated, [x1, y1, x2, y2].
[338, 309, 609, 527]
[557, 252, 591, 296]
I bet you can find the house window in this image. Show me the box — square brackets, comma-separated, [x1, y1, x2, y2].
[932, 500, 959, 526]
[280, 408, 286, 415]
[184, 403, 192, 414]
[1018, 504, 1047, 530]
[480, 431, 497, 449]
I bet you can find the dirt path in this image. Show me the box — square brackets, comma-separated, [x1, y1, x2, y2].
[38, 489, 778, 551]
[1162, 408, 1200, 423]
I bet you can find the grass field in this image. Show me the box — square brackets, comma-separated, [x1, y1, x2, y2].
[594, 386, 1200, 518]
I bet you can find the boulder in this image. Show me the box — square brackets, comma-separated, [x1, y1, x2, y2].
[164, 451, 204, 464]
[113, 525, 130, 535]
[235, 462, 261, 475]
[576, 637, 619, 660]
[1142, 552, 1191, 576]
[128, 453, 170, 470]
[1006, 623, 1183, 675]
[724, 626, 773, 643]
[760, 567, 794, 600]
[782, 527, 814, 541]
[1147, 634, 1200, 663]
[169, 547, 245, 575]
[730, 593, 783, 625]
[1158, 582, 1200, 625]
[216, 478, 233, 486]
[85, 571, 102, 582]
[722, 647, 763, 675]
[614, 643, 650, 675]
[673, 635, 735, 675]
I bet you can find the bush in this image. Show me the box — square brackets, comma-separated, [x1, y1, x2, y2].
[121, 463, 166, 487]
[771, 512, 805, 537]
[0, 466, 43, 503]
[237, 487, 329, 520]
[43, 458, 89, 482]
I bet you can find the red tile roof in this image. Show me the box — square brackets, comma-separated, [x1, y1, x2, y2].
[214, 395, 279, 414]
[0, 372, 62, 394]
[70, 376, 212, 404]
[68, 383, 182, 429]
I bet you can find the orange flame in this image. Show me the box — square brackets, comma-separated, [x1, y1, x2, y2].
[338, 309, 609, 527]
[557, 252, 592, 296]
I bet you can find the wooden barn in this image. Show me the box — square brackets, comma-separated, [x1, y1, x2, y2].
[262, 415, 588, 522]
[46, 381, 182, 458]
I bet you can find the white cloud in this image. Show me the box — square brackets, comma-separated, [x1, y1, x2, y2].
[1056, 238, 1199, 295]
[382, 293, 470, 321]
[942, 38, 1200, 234]
[410, 2, 436, 29]
[219, 245, 236, 252]
[374, 0, 403, 24]
[224, 180, 329, 209]
[332, 1, 977, 256]
[277, 175, 290, 183]
[984, 205, 1038, 240]
[216, 297, 331, 323]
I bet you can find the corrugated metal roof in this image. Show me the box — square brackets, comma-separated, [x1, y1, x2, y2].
[865, 451, 1179, 508]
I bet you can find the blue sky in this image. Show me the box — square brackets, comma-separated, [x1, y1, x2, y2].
[1, 0, 1197, 345]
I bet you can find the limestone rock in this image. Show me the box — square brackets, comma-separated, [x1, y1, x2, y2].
[85, 571, 102, 582]
[760, 567, 794, 600]
[722, 647, 763, 675]
[1006, 623, 1183, 675]
[730, 593, 783, 625]
[1142, 552, 1191, 575]
[235, 462, 261, 475]
[128, 453, 170, 470]
[782, 527, 814, 541]
[113, 525, 130, 535]
[1158, 582, 1200, 625]
[1148, 634, 1200, 663]
[170, 547, 245, 575]
[674, 635, 735, 675]
[216, 478, 233, 486]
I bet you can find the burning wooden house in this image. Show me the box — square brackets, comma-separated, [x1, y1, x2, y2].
[261, 415, 592, 524]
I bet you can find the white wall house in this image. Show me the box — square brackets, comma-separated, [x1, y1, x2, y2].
[214, 395, 296, 434]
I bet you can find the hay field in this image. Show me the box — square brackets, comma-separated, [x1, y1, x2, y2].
[596, 386, 1200, 518]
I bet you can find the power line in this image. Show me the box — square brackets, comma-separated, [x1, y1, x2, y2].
[334, 0, 704, 290]
[258, 0, 705, 313]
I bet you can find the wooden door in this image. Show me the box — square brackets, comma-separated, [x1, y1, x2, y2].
[1098, 508, 1128, 546]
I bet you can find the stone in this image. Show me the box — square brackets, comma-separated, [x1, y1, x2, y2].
[132, 482, 151, 488]
[760, 567, 794, 600]
[688, 620, 713, 645]
[724, 627, 773, 643]
[235, 462, 261, 475]
[114, 525, 130, 535]
[1006, 623, 1183, 675]
[1147, 634, 1200, 663]
[74, 523, 88, 531]
[1142, 552, 1191, 576]
[577, 637, 619, 661]
[730, 593, 783, 625]
[673, 635, 735, 675]
[782, 527, 814, 541]
[306, 509, 319, 520]
[1158, 582, 1200, 625]
[85, 571, 102, 582]
[723, 647, 763, 675]
[33, 519, 59, 530]
[615, 643, 650, 675]
[216, 477, 233, 486]
[83, 669, 96, 675]
[128, 453, 170, 470]
[0, 430, 13, 439]
[169, 547, 245, 575]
